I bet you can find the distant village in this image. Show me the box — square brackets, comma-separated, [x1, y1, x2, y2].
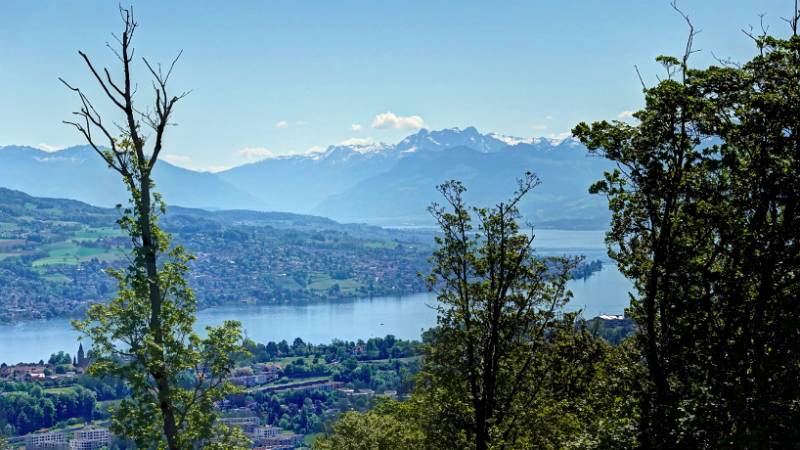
[1, 345, 90, 383]
[1, 336, 422, 449]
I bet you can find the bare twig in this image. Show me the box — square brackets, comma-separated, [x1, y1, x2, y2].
[671, 1, 702, 71]
[711, 51, 741, 69]
[781, 0, 800, 35]
[634, 64, 647, 90]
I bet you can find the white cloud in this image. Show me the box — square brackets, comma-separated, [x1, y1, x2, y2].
[339, 137, 374, 146]
[236, 147, 276, 161]
[305, 146, 325, 154]
[351, 123, 363, 132]
[276, 120, 289, 129]
[35, 143, 66, 152]
[371, 111, 425, 130]
[545, 115, 554, 120]
[162, 154, 192, 165]
[531, 124, 548, 131]
[295, 120, 307, 126]
[617, 110, 636, 119]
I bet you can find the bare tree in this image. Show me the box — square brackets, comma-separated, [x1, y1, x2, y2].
[61, 7, 244, 450]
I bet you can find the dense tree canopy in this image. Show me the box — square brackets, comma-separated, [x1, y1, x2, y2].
[0, 384, 96, 436]
[573, 5, 800, 447]
[315, 177, 638, 450]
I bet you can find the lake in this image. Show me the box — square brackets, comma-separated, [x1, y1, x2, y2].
[0, 229, 633, 365]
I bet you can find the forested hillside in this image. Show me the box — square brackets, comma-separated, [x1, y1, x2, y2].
[0, 188, 432, 322]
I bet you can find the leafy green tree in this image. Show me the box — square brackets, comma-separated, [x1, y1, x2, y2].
[686, 15, 800, 447]
[573, 3, 800, 447]
[62, 8, 247, 450]
[417, 175, 604, 450]
[313, 400, 425, 450]
[266, 341, 279, 358]
[574, 29, 707, 445]
[577, 339, 641, 450]
[48, 351, 72, 366]
[316, 177, 637, 449]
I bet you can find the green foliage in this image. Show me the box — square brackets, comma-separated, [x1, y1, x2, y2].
[48, 351, 72, 366]
[74, 191, 248, 448]
[64, 10, 248, 447]
[573, 15, 800, 449]
[418, 176, 580, 449]
[313, 400, 426, 450]
[0, 383, 96, 436]
[317, 178, 638, 449]
[586, 317, 637, 346]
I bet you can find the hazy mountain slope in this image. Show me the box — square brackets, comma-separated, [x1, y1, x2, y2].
[215, 127, 531, 212]
[216, 127, 605, 227]
[0, 145, 262, 210]
[216, 143, 398, 213]
[313, 141, 612, 229]
[1, 127, 612, 228]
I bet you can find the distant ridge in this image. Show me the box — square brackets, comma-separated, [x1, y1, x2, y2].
[0, 145, 263, 211]
[1, 127, 611, 228]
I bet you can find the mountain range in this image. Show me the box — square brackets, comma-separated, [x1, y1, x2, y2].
[0, 127, 613, 229]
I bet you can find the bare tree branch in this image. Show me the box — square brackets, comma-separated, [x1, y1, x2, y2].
[634, 64, 648, 90]
[781, 0, 800, 35]
[671, 1, 702, 71]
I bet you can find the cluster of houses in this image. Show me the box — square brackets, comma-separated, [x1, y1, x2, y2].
[21, 418, 306, 450]
[257, 380, 342, 395]
[217, 413, 304, 449]
[0, 345, 89, 382]
[23, 426, 111, 450]
[227, 363, 282, 388]
[337, 387, 397, 399]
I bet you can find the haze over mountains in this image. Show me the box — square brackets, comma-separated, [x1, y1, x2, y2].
[0, 127, 612, 229]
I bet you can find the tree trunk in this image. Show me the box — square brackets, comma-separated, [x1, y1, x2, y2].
[139, 179, 180, 450]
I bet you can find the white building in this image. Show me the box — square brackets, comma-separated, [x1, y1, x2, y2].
[249, 424, 282, 443]
[68, 428, 111, 450]
[217, 415, 260, 432]
[256, 433, 304, 449]
[25, 430, 69, 449]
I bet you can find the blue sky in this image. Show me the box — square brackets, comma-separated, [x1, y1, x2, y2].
[0, 0, 794, 171]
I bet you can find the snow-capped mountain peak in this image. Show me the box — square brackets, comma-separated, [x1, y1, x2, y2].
[487, 133, 537, 147]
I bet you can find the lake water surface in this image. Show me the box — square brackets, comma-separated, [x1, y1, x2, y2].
[0, 229, 633, 364]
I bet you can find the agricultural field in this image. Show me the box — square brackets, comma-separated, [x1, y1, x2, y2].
[32, 236, 125, 267]
[307, 273, 363, 294]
